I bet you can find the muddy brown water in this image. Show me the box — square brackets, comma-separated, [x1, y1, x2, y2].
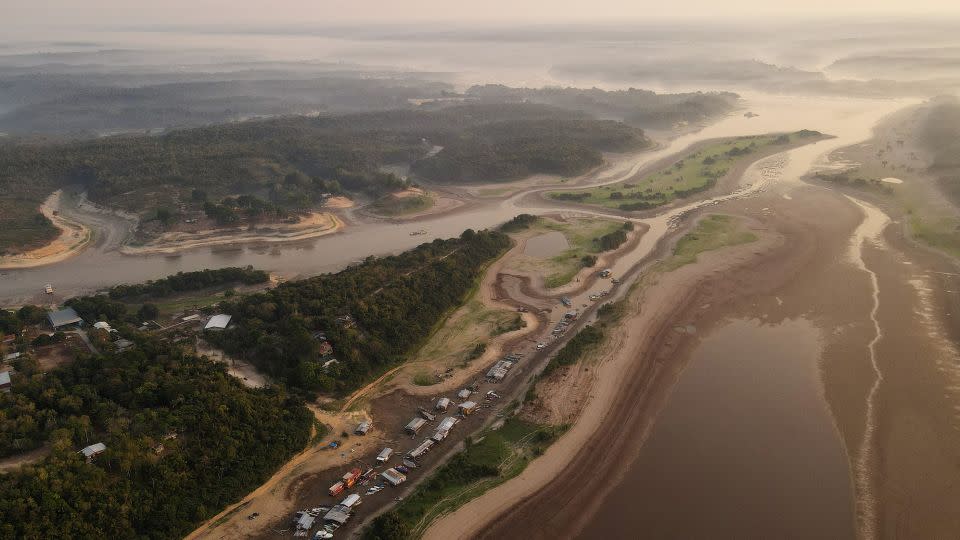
[523, 231, 569, 258]
[582, 317, 855, 540]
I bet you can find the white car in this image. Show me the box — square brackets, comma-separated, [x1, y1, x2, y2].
[313, 531, 333, 539]
[536, 342, 545, 350]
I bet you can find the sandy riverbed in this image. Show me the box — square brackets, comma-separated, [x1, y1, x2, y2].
[0, 190, 92, 269]
[118, 212, 343, 255]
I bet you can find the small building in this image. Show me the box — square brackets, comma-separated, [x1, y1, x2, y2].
[80, 442, 107, 462]
[93, 321, 112, 332]
[407, 439, 435, 461]
[459, 401, 478, 415]
[296, 512, 315, 531]
[354, 421, 370, 435]
[204, 314, 232, 331]
[322, 358, 339, 371]
[0, 370, 11, 393]
[376, 447, 394, 463]
[457, 389, 472, 400]
[431, 417, 459, 443]
[486, 360, 514, 381]
[48, 307, 83, 330]
[323, 505, 351, 526]
[340, 494, 361, 508]
[404, 417, 427, 435]
[3, 351, 21, 362]
[328, 481, 345, 496]
[435, 397, 451, 412]
[418, 407, 436, 421]
[381, 468, 407, 486]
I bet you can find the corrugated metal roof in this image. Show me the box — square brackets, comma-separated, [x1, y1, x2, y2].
[204, 314, 232, 330]
[0, 371, 11, 386]
[48, 307, 82, 328]
[323, 506, 351, 524]
[80, 442, 106, 457]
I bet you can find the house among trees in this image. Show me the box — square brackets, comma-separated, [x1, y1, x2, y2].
[79, 442, 107, 462]
[0, 370, 11, 393]
[47, 307, 83, 330]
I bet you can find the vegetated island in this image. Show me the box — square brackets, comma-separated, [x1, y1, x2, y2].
[548, 130, 825, 211]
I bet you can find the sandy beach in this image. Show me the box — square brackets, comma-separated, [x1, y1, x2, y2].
[118, 212, 343, 255]
[0, 190, 92, 269]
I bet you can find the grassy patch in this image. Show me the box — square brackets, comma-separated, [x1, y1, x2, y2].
[549, 132, 818, 211]
[366, 418, 566, 539]
[368, 193, 434, 216]
[663, 214, 757, 270]
[911, 215, 960, 258]
[519, 217, 629, 288]
[412, 371, 438, 386]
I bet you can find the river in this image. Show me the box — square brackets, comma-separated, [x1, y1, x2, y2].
[0, 95, 907, 307]
[582, 317, 855, 539]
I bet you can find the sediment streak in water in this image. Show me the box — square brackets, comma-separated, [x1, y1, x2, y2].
[844, 196, 889, 540]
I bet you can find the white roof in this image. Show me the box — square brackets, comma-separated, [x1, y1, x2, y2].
[3, 352, 20, 361]
[0, 371, 10, 386]
[93, 321, 112, 330]
[460, 401, 478, 410]
[377, 447, 393, 460]
[405, 417, 426, 430]
[204, 314, 232, 330]
[341, 494, 361, 508]
[80, 442, 106, 457]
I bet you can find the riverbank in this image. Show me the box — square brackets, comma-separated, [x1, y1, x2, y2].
[118, 212, 343, 255]
[0, 190, 92, 269]
[426, 183, 868, 539]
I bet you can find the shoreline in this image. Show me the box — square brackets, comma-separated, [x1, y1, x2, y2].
[118, 212, 344, 256]
[0, 190, 92, 270]
[425, 183, 868, 539]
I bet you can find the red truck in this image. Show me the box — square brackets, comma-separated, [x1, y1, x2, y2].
[342, 467, 362, 488]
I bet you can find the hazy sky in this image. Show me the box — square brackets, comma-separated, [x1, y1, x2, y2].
[6, 0, 960, 27]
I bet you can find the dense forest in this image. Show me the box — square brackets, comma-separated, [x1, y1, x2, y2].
[410, 116, 644, 182]
[206, 228, 512, 393]
[466, 85, 740, 128]
[0, 103, 644, 253]
[0, 330, 313, 538]
[106, 266, 269, 300]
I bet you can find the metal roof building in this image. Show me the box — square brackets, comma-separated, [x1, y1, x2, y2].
[323, 505, 351, 525]
[376, 447, 394, 463]
[204, 314, 232, 330]
[0, 370, 11, 393]
[80, 442, 107, 461]
[48, 307, 83, 329]
[407, 439, 435, 460]
[404, 417, 427, 434]
[381, 468, 407, 486]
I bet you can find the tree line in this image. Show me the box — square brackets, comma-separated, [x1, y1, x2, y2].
[206, 229, 512, 394]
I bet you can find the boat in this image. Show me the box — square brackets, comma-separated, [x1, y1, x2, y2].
[45, 284, 54, 294]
